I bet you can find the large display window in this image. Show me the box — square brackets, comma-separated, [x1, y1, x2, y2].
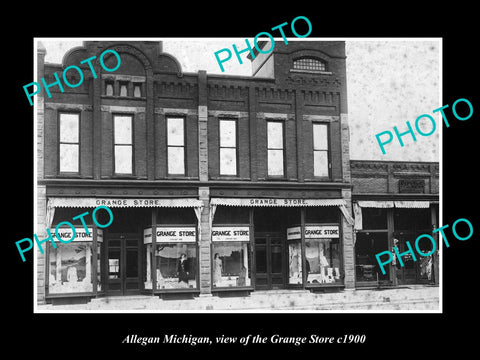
[287, 224, 342, 286]
[144, 226, 198, 291]
[305, 238, 341, 285]
[48, 227, 97, 294]
[211, 226, 252, 288]
[355, 232, 390, 282]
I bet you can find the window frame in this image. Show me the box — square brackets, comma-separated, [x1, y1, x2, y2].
[266, 120, 286, 178]
[105, 80, 114, 96]
[166, 116, 186, 176]
[119, 81, 129, 97]
[312, 122, 331, 179]
[112, 113, 134, 176]
[293, 57, 327, 72]
[133, 82, 143, 98]
[218, 118, 239, 177]
[58, 111, 81, 175]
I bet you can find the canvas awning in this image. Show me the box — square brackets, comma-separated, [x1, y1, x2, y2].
[210, 198, 354, 226]
[353, 200, 433, 231]
[48, 197, 204, 208]
[210, 198, 347, 207]
[356, 200, 431, 209]
[46, 197, 204, 229]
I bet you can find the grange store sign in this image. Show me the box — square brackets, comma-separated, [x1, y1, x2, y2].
[287, 225, 339, 240]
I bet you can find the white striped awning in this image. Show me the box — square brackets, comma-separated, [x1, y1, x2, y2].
[48, 197, 204, 208]
[357, 200, 394, 208]
[210, 198, 347, 207]
[394, 201, 430, 208]
[356, 200, 431, 209]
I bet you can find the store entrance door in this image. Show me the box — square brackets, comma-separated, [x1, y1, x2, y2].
[254, 232, 285, 290]
[395, 231, 434, 285]
[105, 233, 141, 295]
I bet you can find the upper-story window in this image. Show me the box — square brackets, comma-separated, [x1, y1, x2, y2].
[113, 115, 133, 175]
[133, 83, 142, 98]
[105, 81, 114, 96]
[59, 112, 80, 173]
[293, 57, 326, 72]
[119, 82, 128, 97]
[167, 117, 185, 176]
[267, 121, 284, 177]
[219, 119, 237, 176]
[313, 123, 329, 177]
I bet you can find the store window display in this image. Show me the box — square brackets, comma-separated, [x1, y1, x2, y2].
[48, 227, 99, 294]
[355, 232, 390, 282]
[144, 241, 153, 290]
[49, 242, 94, 294]
[212, 242, 251, 288]
[143, 225, 198, 290]
[155, 243, 197, 289]
[288, 240, 302, 285]
[305, 239, 341, 284]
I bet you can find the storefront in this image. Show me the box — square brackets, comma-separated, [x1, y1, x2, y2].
[353, 201, 439, 287]
[209, 197, 354, 294]
[44, 197, 203, 304]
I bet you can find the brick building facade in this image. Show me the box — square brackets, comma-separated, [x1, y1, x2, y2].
[35, 40, 439, 305]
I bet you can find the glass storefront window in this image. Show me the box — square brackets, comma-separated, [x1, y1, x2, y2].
[394, 208, 430, 231]
[355, 232, 390, 282]
[288, 240, 303, 285]
[144, 243, 153, 290]
[212, 242, 251, 288]
[155, 243, 197, 289]
[49, 242, 94, 294]
[362, 208, 388, 230]
[305, 239, 341, 285]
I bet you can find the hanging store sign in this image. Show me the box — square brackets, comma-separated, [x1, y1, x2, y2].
[143, 227, 196, 243]
[211, 226, 250, 242]
[287, 226, 302, 240]
[51, 227, 94, 242]
[287, 225, 340, 240]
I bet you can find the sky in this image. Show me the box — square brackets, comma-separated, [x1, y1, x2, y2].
[39, 38, 441, 162]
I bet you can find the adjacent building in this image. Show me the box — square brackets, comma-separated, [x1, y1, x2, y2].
[36, 40, 439, 305]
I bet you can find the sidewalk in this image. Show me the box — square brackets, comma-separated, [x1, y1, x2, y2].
[36, 285, 440, 312]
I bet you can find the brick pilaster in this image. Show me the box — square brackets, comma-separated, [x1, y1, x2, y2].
[36, 42, 46, 304]
[198, 187, 212, 295]
[342, 188, 355, 289]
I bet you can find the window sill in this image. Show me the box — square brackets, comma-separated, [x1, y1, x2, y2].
[290, 69, 333, 75]
[101, 95, 145, 100]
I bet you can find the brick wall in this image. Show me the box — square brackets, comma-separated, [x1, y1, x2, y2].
[351, 161, 439, 195]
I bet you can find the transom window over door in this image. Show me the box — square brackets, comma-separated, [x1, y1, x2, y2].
[113, 115, 133, 175]
[59, 112, 80, 173]
[167, 117, 185, 175]
[267, 121, 285, 177]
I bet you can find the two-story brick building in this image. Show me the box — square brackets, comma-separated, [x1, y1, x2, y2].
[35, 40, 439, 306]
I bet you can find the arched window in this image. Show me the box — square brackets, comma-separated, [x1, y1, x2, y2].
[293, 58, 326, 71]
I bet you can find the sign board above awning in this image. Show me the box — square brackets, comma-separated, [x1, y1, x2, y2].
[48, 197, 204, 208]
[210, 198, 346, 207]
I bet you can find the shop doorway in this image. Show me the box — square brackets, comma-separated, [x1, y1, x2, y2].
[394, 231, 434, 285]
[254, 232, 285, 290]
[105, 233, 141, 295]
